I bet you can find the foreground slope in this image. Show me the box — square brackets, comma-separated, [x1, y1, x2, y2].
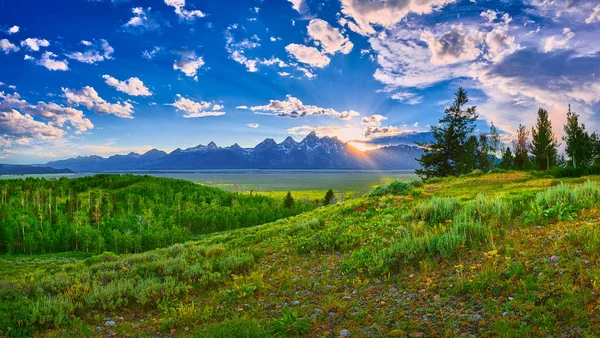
[2, 172, 600, 337]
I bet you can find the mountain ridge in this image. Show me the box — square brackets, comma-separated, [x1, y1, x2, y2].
[46, 132, 424, 172]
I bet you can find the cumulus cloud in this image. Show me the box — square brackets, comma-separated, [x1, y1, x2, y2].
[307, 19, 353, 55]
[543, 28, 575, 52]
[164, 0, 206, 20]
[485, 28, 519, 61]
[7, 26, 19, 34]
[0, 39, 19, 54]
[225, 24, 291, 73]
[123, 7, 161, 33]
[420, 26, 482, 65]
[339, 0, 457, 35]
[102, 75, 152, 96]
[285, 44, 330, 68]
[0, 109, 64, 143]
[37, 52, 69, 71]
[20, 38, 50, 51]
[142, 46, 162, 59]
[66, 39, 114, 64]
[0, 91, 93, 133]
[247, 123, 259, 128]
[170, 94, 226, 118]
[63, 86, 134, 118]
[250, 95, 360, 120]
[288, 0, 307, 13]
[585, 5, 600, 23]
[173, 51, 205, 79]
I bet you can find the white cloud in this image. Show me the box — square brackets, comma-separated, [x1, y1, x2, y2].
[388, 91, 423, 104]
[63, 86, 134, 118]
[480, 9, 498, 23]
[170, 94, 226, 118]
[123, 7, 161, 33]
[236, 105, 249, 109]
[142, 46, 162, 59]
[288, 0, 307, 13]
[102, 75, 152, 96]
[420, 25, 482, 65]
[285, 44, 330, 68]
[20, 38, 50, 51]
[7, 26, 19, 34]
[0, 91, 93, 133]
[307, 18, 353, 55]
[250, 95, 360, 120]
[37, 52, 69, 71]
[585, 5, 600, 24]
[543, 28, 575, 52]
[339, 0, 457, 35]
[362, 114, 387, 126]
[173, 51, 205, 79]
[66, 39, 114, 64]
[0, 109, 65, 143]
[485, 28, 519, 61]
[0, 39, 19, 54]
[164, 0, 206, 20]
[247, 123, 259, 128]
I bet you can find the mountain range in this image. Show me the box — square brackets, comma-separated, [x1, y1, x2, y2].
[0, 164, 73, 175]
[45, 132, 425, 172]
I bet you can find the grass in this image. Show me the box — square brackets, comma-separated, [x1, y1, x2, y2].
[2, 171, 600, 337]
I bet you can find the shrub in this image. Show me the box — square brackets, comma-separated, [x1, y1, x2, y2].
[414, 197, 461, 225]
[269, 306, 312, 337]
[370, 181, 412, 197]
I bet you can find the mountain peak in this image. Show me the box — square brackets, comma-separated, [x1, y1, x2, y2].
[256, 138, 277, 149]
[207, 141, 218, 148]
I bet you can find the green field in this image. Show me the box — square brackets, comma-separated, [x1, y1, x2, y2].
[3, 171, 600, 337]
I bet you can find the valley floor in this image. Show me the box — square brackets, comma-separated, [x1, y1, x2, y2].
[2, 172, 600, 337]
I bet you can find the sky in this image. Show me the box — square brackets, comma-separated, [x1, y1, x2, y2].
[0, 0, 599, 164]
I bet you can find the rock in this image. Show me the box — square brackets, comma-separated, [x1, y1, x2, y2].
[326, 285, 333, 290]
[472, 314, 482, 321]
[314, 308, 324, 314]
[390, 287, 397, 292]
[329, 312, 336, 317]
[104, 320, 116, 327]
[96, 326, 102, 331]
[549, 256, 560, 263]
[502, 312, 509, 317]
[343, 296, 352, 300]
[292, 300, 300, 306]
[340, 329, 352, 336]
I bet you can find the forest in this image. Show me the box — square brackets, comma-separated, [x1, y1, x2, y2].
[0, 174, 314, 255]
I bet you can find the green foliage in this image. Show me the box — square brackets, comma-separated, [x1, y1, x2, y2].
[197, 318, 268, 338]
[284, 191, 294, 209]
[530, 108, 559, 170]
[269, 306, 312, 337]
[525, 181, 600, 223]
[563, 105, 594, 168]
[322, 189, 335, 205]
[0, 175, 314, 255]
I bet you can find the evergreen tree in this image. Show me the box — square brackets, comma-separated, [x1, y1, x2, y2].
[530, 108, 559, 170]
[489, 122, 502, 160]
[476, 133, 492, 171]
[513, 124, 530, 170]
[499, 147, 514, 169]
[416, 88, 478, 179]
[323, 189, 335, 205]
[563, 105, 593, 168]
[284, 191, 294, 209]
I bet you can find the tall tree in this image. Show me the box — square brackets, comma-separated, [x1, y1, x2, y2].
[489, 122, 502, 160]
[284, 191, 294, 209]
[513, 124, 530, 170]
[530, 108, 559, 170]
[499, 147, 514, 169]
[563, 105, 593, 168]
[416, 88, 478, 179]
[323, 189, 335, 205]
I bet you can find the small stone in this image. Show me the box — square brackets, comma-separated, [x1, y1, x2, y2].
[340, 329, 352, 336]
[96, 326, 102, 331]
[390, 287, 397, 292]
[550, 256, 560, 263]
[329, 312, 336, 317]
[508, 297, 514, 301]
[104, 320, 116, 327]
[472, 314, 482, 321]
[292, 300, 300, 306]
[343, 296, 352, 300]
[502, 312, 509, 317]
[326, 285, 333, 290]
[409, 274, 414, 278]
[314, 308, 324, 314]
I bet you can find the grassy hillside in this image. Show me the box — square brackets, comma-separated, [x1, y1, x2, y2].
[2, 172, 600, 337]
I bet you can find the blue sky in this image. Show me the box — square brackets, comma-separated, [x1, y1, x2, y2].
[1, 0, 599, 164]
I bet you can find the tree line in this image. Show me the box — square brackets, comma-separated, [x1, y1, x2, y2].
[0, 174, 314, 255]
[417, 88, 600, 179]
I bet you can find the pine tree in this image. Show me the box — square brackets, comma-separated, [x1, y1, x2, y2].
[563, 105, 593, 168]
[489, 122, 502, 159]
[499, 147, 514, 169]
[513, 124, 530, 170]
[284, 191, 294, 209]
[416, 88, 478, 179]
[323, 189, 335, 205]
[530, 108, 559, 170]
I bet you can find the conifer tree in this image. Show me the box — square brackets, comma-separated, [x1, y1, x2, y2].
[323, 189, 335, 205]
[530, 108, 559, 170]
[513, 124, 530, 170]
[499, 147, 514, 169]
[416, 88, 478, 179]
[563, 105, 593, 168]
[284, 191, 294, 209]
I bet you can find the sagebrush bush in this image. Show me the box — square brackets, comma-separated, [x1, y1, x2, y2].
[414, 197, 461, 225]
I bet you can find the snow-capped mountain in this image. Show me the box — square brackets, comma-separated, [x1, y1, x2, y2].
[46, 132, 423, 171]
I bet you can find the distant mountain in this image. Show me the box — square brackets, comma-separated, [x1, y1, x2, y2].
[0, 164, 74, 175]
[46, 132, 423, 171]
